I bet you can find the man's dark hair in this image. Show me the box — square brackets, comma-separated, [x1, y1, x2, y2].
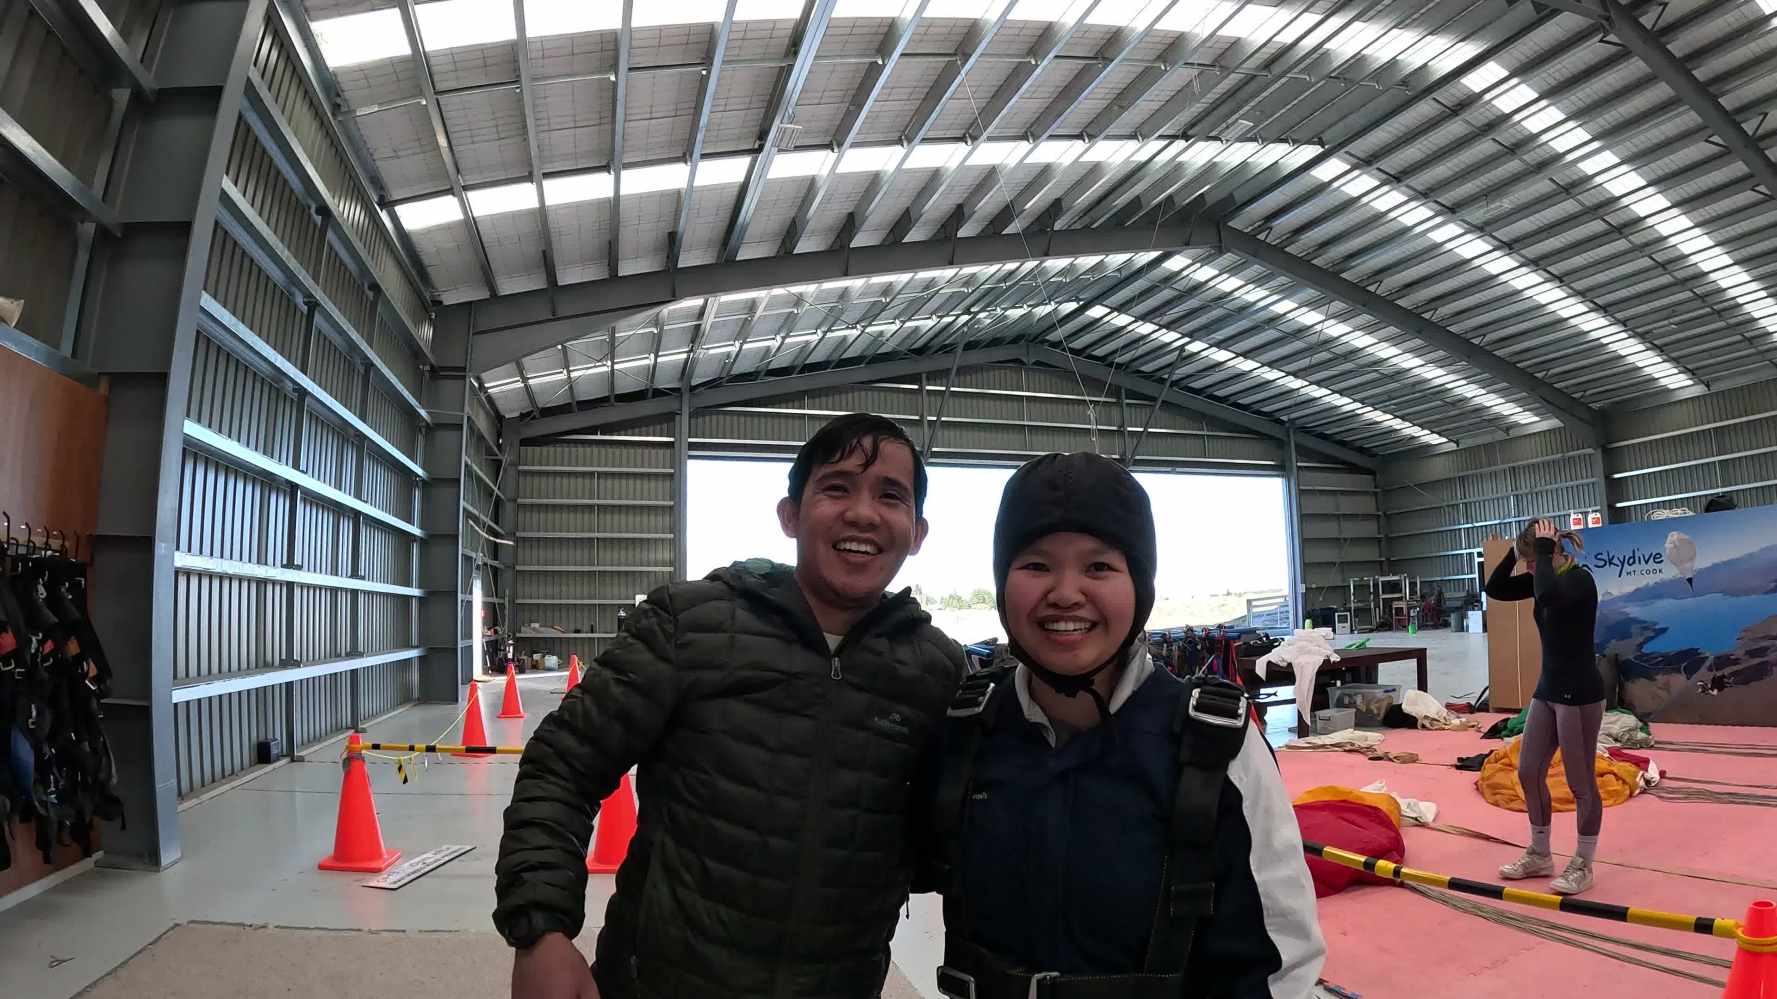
[787, 413, 928, 517]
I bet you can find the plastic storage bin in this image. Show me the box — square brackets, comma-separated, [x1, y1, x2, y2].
[1328, 683, 1404, 727]
[1313, 707, 1357, 735]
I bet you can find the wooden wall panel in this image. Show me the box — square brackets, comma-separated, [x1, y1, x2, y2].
[0, 347, 108, 899]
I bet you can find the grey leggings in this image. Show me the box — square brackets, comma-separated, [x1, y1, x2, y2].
[1519, 698, 1605, 836]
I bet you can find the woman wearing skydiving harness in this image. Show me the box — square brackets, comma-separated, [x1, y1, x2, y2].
[920, 452, 1325, 999]
[1483, 518, 1603, 896]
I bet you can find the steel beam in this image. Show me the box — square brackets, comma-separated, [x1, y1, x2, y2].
[519, 345, 1031, 438]
[670, 1, 739, 270]
[846, 4, 1015, 242]
[720, 0, 839, 262]
[25, 0, 155, 96]
[0, 105, 120, 233]
[780, 2, 928, 254]
[610, 1, 632, 274]
[1025, 348, 1377, 470]
[1597, 0, 1777, 206]
[512, 0, 561, 288]
[396, 0, 499, 294]
[883, 4, 1094, 245]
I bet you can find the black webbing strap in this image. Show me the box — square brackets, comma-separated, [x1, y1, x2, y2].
[1144, 677, 1249, 975]
[933, 664, 1013, 943]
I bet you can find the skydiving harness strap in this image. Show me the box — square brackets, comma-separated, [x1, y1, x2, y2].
[932, 667, 1250, 999]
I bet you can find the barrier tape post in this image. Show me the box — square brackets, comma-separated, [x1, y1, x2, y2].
[1302, 840, 1760, 946]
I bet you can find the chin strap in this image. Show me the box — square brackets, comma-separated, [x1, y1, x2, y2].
[1017, 643, 1132, 730]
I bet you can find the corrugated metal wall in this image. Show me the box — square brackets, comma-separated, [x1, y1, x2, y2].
[1379, 426, 1600, 598]
[1299, 466, 1382, 615]
[1379, 378, 1777, 600]
[1607, 380, 1777, 519]
[514, 421, 675, 663]
[167, 11, 434, 796]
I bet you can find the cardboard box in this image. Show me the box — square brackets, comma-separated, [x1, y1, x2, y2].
[1483, 538, 1542, 712]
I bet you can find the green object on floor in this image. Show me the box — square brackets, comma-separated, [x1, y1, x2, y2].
[1504, 706, 1530, 737]
[1340, 639, 1371, 650]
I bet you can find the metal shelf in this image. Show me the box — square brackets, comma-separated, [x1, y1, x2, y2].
[515, 565, 671, 573]
[175, 552, 422, 598]
[182, 420, 424, 538]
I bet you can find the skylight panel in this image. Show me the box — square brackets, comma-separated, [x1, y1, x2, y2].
[837, 145, 900, 173]
[394, 195, 463, 231]
[419, 0, 514, 50]
[966, 141, 1028, 167]
[544, 171, 614, 205]
[906, 142, 968, 170]
[626, 162, 692, 195]
[770, 149, 834, 178]
[312, 9, 407, 67]
[924, 0, 1006, 16]
[524, 0, 618, 36]
[695, 155, 753, 187]
[468, 182, 538, 217]
[1026, 139, 1086, 164]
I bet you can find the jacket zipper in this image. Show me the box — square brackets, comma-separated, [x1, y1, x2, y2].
[831, 655, 842, 680]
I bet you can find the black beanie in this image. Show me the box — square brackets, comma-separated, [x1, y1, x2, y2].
[993, 452, 1158, 678]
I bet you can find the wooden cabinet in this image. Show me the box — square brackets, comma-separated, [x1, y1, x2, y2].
[1483, 538, 1542, 712]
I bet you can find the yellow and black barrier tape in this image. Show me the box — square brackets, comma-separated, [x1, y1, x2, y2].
[358, 741, 525, 756]
[1302, 840, 1777, 952]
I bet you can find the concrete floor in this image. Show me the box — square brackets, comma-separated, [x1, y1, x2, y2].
[1, 631, 1493, 999]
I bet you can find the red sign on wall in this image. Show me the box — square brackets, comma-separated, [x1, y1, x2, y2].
[1569, 512, 1585, 530]
[1587, 511, 1603, 528]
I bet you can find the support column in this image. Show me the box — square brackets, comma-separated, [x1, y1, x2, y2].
[1592, 446, 1614, 525]
[418, 309, 470, 701]
[82, 0, 269, 870]
[673, 393, 690, 580]
[1283, 427, 1306, 627]
[498, 425, 520, 638]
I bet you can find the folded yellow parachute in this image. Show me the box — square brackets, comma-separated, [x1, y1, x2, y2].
[1477, 738, 1644, 813]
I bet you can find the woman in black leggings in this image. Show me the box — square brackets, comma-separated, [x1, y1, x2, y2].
[1484, 517, 1603, 895]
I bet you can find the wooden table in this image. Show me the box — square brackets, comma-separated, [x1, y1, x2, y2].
[1237, 646, 1430, 737]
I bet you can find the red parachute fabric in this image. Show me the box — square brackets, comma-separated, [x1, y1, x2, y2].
[1294, 799, 1406, 898]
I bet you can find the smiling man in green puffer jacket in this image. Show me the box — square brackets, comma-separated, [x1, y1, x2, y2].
[493, 413, 965, 999]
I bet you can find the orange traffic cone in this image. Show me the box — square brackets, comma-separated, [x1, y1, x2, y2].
[586, 774, 638, 874]
[453, 681, 490, 758]
[498, 663, 525, 719]
[318, 733, 401, 872]
[1724, 899, 1777, 998]
[565, 655, 582, 694]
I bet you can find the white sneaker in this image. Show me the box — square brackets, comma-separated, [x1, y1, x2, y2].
[1551, 857, 1595, 895]
[1498, 849, 1555, 880]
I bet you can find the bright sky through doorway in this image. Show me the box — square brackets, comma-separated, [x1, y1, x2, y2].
[687, 458, 1288, 640]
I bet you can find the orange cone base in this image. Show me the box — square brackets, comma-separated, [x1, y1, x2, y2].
[1724, 899, 1777, 999]
[319, 848, 401, 873]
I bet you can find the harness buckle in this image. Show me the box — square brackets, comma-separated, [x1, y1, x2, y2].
[935, 966, 976, 999]
[1188, 686, 1247, 729]
[947, 678, 997, 717]
[1028, 971, 1059, 998]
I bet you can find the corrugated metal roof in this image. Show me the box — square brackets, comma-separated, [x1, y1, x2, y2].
[294, 0, 1777, 451]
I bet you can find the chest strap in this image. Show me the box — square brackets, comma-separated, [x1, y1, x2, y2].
[939, 939, 1177, 999]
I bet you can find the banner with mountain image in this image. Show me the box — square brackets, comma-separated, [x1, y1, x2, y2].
[1588, 505, 1777, 725]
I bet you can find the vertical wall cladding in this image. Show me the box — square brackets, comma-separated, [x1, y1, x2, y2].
[1606, 380, 1777, 519]
[514, 430, 675, 661]
[0, 182, 78, 346]
[249, 14, 432, 349]
[1377, 380, 1777, 604]
[1380, 427, 1600, 597]
[1298, 465, 1381, 613]
[168, 12, 435, 795]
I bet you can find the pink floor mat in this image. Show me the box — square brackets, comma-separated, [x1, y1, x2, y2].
[1280, 717, 1776, 998]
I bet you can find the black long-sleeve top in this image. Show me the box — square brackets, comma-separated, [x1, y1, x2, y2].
[1484, 537, 1603, 705]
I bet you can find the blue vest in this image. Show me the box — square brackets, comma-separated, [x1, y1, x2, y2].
[946, 668, 1187, 974]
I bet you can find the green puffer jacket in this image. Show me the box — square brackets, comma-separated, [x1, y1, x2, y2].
[493, 560, 964, 999]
